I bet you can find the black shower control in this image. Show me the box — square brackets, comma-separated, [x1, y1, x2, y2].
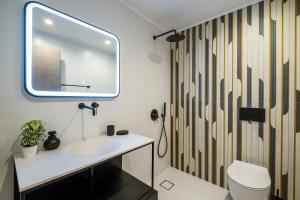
[151, 109, 159, 121]
[239, 107, 265, 122]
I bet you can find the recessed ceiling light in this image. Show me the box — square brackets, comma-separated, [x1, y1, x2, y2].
[105, 40, 111, 45]
[44, 18, 53, 25]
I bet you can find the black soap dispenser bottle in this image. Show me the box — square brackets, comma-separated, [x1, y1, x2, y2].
[44, 131, 60, 150]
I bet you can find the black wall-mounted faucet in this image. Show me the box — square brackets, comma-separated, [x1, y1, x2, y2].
[91, 102, 99, 115]
[78, 102, 99, 116]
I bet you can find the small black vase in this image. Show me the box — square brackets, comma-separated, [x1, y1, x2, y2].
[44, 131, 60, 150]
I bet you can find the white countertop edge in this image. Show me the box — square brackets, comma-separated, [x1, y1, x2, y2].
[14, 133, 154, 192]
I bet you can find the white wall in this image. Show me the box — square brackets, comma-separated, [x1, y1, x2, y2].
[0, 0, 170, 199]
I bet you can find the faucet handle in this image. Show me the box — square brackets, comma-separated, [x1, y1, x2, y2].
[91, 102, 99, 108]
[91, 102, 99, 116]
[78, 103, 86, 109]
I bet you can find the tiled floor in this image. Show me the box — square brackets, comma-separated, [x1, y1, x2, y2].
[154, 167, 230, 200]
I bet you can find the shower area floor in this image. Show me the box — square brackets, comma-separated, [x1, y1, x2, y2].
[154, 167, 230, 200]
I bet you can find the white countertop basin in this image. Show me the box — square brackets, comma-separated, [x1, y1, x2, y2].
[66, 137, 121, 157]
[14, 133, 154, 192]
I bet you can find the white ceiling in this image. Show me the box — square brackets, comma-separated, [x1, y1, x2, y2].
[118, 0, 261, 31]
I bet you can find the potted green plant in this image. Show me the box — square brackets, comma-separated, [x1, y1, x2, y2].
[20, 120, 46, 158]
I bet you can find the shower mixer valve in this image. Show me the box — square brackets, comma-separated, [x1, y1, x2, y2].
[150, 109, 159, 121]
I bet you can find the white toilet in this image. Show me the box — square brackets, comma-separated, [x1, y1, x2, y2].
[227, 160, 271, 200]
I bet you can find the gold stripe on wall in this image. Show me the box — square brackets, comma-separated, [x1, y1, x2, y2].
[246, 5, 253, 164]
[275, 0, 283, 196]
[201, 24, 207, 180]
[288, 0, 296, 199]
[184, 30, 189, 172]
[188, 28, 193, 175]
[228, 13, 234, 188]
[252, 3, 258, 165]
[258, 2, 264, 166]
[232, 11, 238, 163]
[263, 0, 270, 170]
[295, 0, 300, 199]
[282, 0, 290, 198]
[195, 25, 200, 178]
[251, 3, 259, 165]
[208, 20, 213, 182]
[193, 27, 197, 177]
[189, 28, 194, 175]
[216, 17, 225, 186]
[212, 19, 217, 184]
[223, 14, 229, 188]
[170, 42, 175, 168]
[179, 31, 184, 172]
[241, 7, 248, 163]
[175, 41, 179, 169]
[270, 0, 277, 195]
[197, 24, 204, 179]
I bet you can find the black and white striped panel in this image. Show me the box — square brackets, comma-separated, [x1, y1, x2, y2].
[170, 0, 300, 199]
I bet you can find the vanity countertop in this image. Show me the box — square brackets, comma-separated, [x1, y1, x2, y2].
[14, 133, 154, 192]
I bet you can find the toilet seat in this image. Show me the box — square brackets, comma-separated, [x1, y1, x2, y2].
[227, 160, 271, 191]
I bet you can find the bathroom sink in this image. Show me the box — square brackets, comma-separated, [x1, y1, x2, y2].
[66, 137, 120, 157]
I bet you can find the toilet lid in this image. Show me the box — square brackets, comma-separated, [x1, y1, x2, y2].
[227, 160, 271, 190]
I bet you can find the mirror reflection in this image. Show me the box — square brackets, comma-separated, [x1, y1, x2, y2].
[25, 2, 120, 97]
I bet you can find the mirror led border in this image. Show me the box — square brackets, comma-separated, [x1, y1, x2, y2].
[24, 2, 120, 98]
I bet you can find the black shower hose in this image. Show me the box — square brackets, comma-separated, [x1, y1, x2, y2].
[157, 114, 168, 158]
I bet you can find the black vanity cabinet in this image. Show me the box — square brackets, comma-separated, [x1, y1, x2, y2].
[14, 137, 157, 200]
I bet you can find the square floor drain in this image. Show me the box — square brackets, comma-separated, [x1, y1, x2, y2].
[159, 180, 175, 191]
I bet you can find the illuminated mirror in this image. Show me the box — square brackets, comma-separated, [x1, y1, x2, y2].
[24, 2, 120, 98]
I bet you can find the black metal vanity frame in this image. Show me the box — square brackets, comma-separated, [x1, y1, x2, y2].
[14, 142, 155, 200]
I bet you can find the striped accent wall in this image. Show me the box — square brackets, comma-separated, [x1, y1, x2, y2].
[170, 0, 300, 199]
